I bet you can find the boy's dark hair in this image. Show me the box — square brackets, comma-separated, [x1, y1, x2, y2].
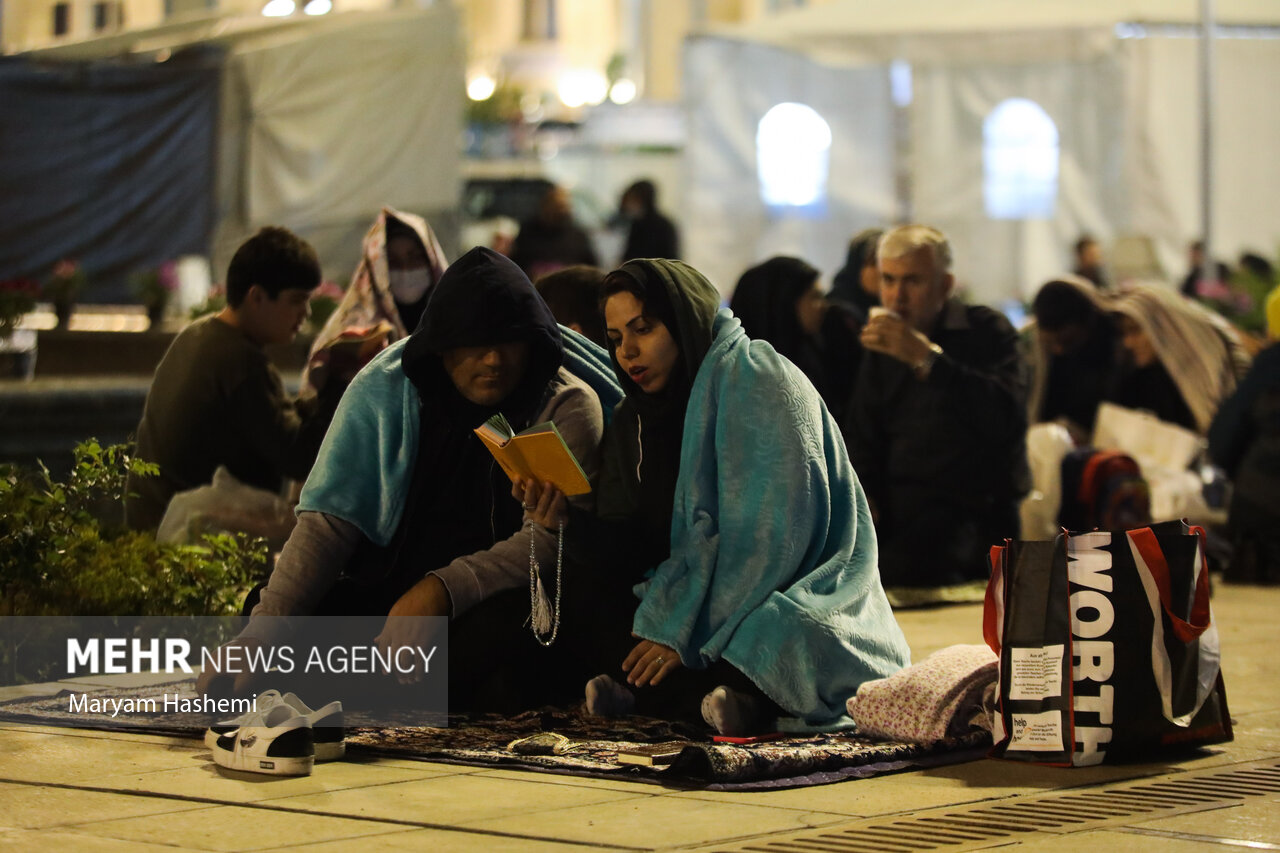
[535, 265, 608, 347]
[226, 226, 321, 307]
[1074, 235, 1097, 258]
[1033, 280, 1099, 331]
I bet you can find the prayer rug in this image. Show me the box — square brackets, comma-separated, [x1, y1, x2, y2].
[0, 680, 989, 790]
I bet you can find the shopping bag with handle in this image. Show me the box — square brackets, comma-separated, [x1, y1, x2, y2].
[984, 520, 1232, 766]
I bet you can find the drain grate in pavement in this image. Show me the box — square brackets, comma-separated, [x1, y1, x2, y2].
[721, 760, 1280, 852]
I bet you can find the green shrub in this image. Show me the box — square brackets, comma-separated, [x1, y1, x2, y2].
[0, 440, 268, 617]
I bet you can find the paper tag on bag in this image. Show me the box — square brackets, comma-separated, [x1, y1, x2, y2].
[1008, 645, 1065, 700]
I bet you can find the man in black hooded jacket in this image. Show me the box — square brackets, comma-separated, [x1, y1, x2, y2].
[198, 248, 605, 707]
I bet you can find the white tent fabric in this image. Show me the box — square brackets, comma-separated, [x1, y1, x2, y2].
[709, 0, 1280, 64]
[911, 54, 1127, 303]
[22, 7, 464, 285]
[689, 0, 1280, 305]
[214, 7, 463, 280]
[1125, 36, 1280, 281]
[682, 37, 895, 296]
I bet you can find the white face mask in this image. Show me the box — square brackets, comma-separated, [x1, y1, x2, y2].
[389, 268, 432, 304]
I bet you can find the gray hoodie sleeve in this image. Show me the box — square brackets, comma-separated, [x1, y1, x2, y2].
[241, 510, 364, 647]
[430, 369, 605, 617]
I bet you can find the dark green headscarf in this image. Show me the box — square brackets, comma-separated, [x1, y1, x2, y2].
[597, 260, 722, 558]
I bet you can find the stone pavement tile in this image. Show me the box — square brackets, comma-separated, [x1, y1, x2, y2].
[341, 755, 491, 775]
[71, 804, 419, 852]
[0, 780, 205, 830]
[0, 727, 205, 784]
[269, 772, 648, 825]
[264, 829, 614, 852]
[1229, 709, 1280, 751]
[0, 722, 194, 744]
[97, 759, 454, 805]
[894, 604, 986, 660]
[664, 758, 1143, 818]
[472, 767, 680, 795]
[1148, 742, 1280, 769]
[993, 826, 1257, 851]
[1129, 796, 1280, 845]
[0, 827, 202, 852]
[666, 739, 1280, 819]
[465, 794, 853, 848]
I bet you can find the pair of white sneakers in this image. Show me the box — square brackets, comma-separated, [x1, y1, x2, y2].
[205, 690, 345, 776]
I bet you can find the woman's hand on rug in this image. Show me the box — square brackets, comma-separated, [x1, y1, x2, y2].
[376, 575, 450, 685]
[623, 638, 681, 688]
[195, 637, 266, 698]
[512, 478, 567, 529]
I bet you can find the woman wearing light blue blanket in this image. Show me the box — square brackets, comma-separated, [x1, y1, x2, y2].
[518, 259, 910, 735]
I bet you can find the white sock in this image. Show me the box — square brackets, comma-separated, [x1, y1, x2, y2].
[585, 674, 635, 718]
[700, 685, 767, 736]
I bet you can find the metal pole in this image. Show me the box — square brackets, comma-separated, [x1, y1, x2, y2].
[1199, 0, 1216, 289]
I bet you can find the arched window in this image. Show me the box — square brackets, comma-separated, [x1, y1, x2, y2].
[983, 98, 1059, 220]
[756, 102, 832, 210]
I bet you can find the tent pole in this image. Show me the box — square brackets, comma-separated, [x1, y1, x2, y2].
[1199, 0, 1216, 289]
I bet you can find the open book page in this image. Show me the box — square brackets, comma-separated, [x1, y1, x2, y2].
[474, 413, 515, 447]
[474, 415, 591, 496]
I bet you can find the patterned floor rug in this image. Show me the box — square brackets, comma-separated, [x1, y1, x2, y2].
[0, 680, 989, 791]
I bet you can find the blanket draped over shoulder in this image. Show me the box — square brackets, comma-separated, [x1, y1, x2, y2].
[631, 310, 911, 725]
[1027, 279, 1251, 436]
[298, 326, 621, 546]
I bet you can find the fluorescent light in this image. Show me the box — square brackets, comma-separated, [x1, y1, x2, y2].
[558, 70, 607, 109]
[261, 0, 295, 16]
[756, 102, 833, 208]
[609, 78, 637, 105]
[303, 0, 331, 14]
[467, 74, 497, 101]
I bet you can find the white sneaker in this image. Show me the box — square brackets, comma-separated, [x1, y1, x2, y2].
[209, 703, 315, 776]
[205, 690, 345, 761]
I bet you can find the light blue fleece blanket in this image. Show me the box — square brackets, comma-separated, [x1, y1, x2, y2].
[631, 310, 911, 725]
[298, 326, 622, 546]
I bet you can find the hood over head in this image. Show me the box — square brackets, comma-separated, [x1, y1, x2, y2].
[403, 246, 564, 418]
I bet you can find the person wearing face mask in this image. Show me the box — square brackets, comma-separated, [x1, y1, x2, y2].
[303, 208, 448, 394]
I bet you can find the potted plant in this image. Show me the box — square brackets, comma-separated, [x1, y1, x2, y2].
[132, 261, 179, 330]
[0, 278, 40, 378]
[43, 259, 87, 329]
[0, 278, 38, 339]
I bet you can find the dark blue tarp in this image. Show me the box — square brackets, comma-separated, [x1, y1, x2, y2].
[0, 47, 222, 302]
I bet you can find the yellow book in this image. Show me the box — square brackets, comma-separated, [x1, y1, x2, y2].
[474, 413, 591, 497]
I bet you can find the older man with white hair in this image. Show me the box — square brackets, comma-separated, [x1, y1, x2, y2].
[844, 224, 1029, 595]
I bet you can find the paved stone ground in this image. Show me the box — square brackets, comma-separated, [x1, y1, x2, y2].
[0, 584, 1276, 851]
